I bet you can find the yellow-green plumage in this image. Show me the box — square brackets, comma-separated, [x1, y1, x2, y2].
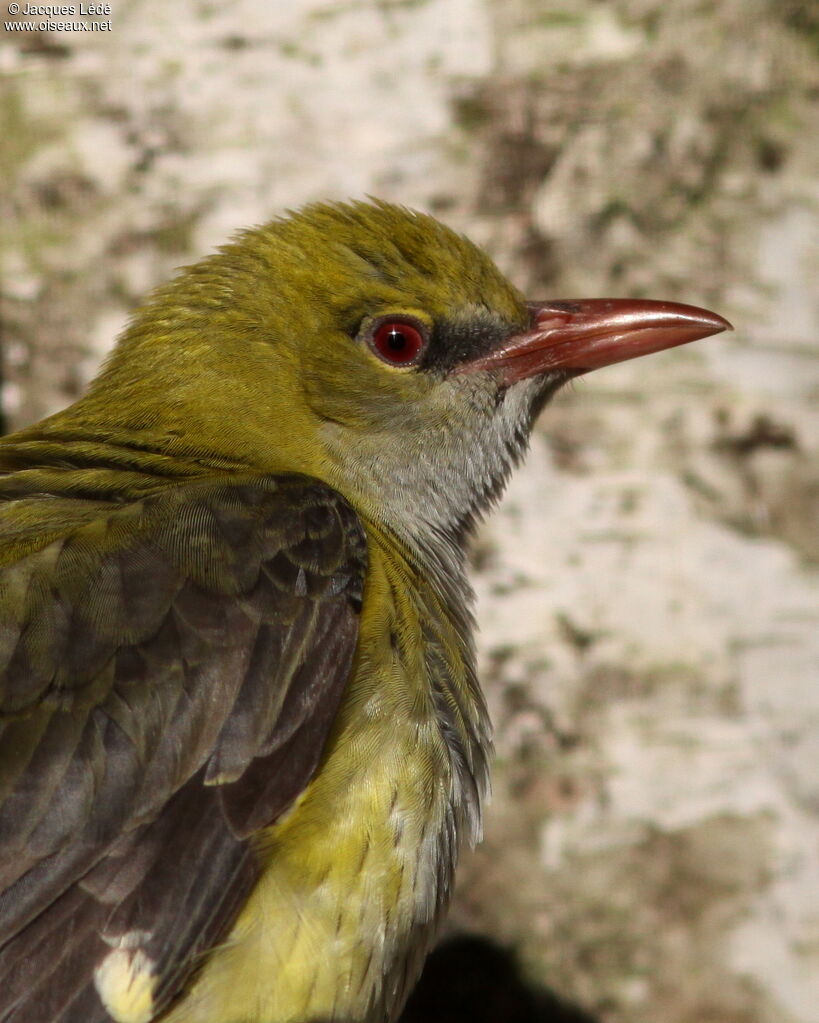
[0, 201, 522, 1023]
[0, 199, 728, 1022]
[165, 524, 486, 1023]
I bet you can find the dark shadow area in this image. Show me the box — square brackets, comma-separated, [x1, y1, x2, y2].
[399, 934, 600, 1023]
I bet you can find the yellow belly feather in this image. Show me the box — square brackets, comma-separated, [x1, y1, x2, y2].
[164, 537, 459, 1023]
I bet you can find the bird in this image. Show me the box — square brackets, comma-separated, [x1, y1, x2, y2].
[0, 199, 730, 1023]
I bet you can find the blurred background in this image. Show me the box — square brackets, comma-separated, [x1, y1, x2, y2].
[1, 2, 818, 1021]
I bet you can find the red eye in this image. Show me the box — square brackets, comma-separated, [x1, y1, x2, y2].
[369, 320, 426, 366]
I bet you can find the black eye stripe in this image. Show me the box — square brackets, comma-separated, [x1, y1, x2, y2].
[357, 312, 522, 373]
[417, 316, 519, 373]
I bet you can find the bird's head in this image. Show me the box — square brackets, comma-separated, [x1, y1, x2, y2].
[81, 200, 730, 552]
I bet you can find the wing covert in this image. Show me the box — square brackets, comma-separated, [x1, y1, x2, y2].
[0, 474, 367, 1021]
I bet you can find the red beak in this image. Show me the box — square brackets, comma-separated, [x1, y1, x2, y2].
[459, 299, 732, 383]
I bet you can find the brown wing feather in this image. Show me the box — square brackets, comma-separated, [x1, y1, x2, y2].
[0, 475, 366, 1021]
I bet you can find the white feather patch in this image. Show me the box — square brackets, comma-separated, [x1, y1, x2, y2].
[93, 934, 157, 1023]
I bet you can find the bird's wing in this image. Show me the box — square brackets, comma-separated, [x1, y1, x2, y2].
[0, 474, 367, 1022]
